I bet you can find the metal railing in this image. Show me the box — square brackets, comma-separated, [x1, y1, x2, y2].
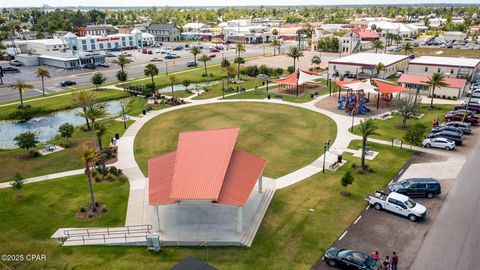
[64, 224, 152, 238]
[65, 233, 150, 245]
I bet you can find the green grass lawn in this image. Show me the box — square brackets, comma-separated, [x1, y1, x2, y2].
[162, 90, 194, 98]
[396, 47, 480, 58]
[351, 104, 452, 142]
[134, 102, 337, 178]
[0, 141, 413, 269]
[124, 97, 171, 116]
[0, 89, 132, 120]
[224, 86, 330, 103]
[0, 119, 133, 182]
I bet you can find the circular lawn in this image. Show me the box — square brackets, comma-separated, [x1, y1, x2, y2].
[134, 102, 337, 178]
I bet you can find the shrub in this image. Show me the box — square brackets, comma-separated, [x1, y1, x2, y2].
[202, 73, 208, 77]
[8, 105, 46, 121]
[209, 73, 214, 77]
[80, 207, 86, 213]
[274, 67, 284, 76]
[447, 96, 451, 100]
[105, 173, 116, 182]
[442, 95, 446, 99]
[95, 202, 100, 207]
[287, 66, 295, 74]
[452, 96, 458, 100]
[118, 175, 128, 182]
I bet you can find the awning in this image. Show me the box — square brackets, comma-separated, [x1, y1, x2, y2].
[342, 79, 378, 94]
[273, 69, 322, 86]
[373, 79, 407, 94]
[334, 80, 363, 88]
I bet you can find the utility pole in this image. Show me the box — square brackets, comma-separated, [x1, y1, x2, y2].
[165, 61, 168, 76]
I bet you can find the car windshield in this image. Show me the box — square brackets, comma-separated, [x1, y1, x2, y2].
[405, 199, 416, 208]
[400, 180, 411, 188]
[337, 250, 349, 258]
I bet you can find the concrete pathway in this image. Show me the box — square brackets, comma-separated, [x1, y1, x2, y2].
[0, 169, 85, 189]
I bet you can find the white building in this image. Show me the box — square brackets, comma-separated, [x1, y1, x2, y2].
[223, 19, 271, 44]
[142, 32, 156, 46]
[407, 56, 480, 81]
[328, 53, 410, 79]
[14, 38, 67, 53]
[367, 21, 425, 37]
[398, 73, 467, 98]
[442, 31, 467, 42]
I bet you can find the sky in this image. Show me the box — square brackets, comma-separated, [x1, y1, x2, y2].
[2, 0, 478, 8]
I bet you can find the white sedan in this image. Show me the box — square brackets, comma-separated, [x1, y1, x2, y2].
[150, 57, 163, 62]
[422, 137, 455, 150]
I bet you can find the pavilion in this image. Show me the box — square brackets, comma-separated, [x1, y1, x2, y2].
[148, 127, 272, 246]
[272, 68, 323, 96]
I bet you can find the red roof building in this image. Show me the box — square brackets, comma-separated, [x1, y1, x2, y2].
[397, 74, 466, 98]
[351, 28, 380, 41]
[149, 128, 267, 207]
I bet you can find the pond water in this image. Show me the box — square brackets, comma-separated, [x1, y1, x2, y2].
[0, 99, 125, 149]
[157, 80, 220, 93]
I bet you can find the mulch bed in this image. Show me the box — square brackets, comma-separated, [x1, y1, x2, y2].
[75, 205, 107, 220]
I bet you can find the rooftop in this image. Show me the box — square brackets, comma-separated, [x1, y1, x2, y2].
[149, 128, 267, 206]
[329, 53, 410, 67]
[398, 74, 467, 89]
[409, 56, 480, 68]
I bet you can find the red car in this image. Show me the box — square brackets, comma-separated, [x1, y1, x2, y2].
[445, 112, 479, 125]
[210, 48, 220, 53]
[209, 54, 216, 58]
[455, 104, 480, 113]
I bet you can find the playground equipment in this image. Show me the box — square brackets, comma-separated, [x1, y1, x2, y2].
[337, 91, 371, 115]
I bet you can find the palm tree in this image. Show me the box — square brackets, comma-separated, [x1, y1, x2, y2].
[403, 42, 414, 55]
[372, 40, 384, 53]
[93, 122, 108, 175]
[144, 63, 159, 87]
[426, 73, 448, 109]
[191, 47, 201, 64]
[199, 54, 211, 75]
[8, 80, 33, 109]
[235, 43, 246, 58]
[358, 119, 379, 170]
[112, 55, 131, 72]
[79, 143, 99, 212]
[311, 55, 321, 69]
[72, 90, 95, 130]
[234, 57, 245, 80]
[169, 75, 179, 98]
[271, 39, 281, 55]
[287, 47, 304, 70]
[82, 103, 109, 130]
[374, 62, 385, 78]
[34, 67, 50, 96]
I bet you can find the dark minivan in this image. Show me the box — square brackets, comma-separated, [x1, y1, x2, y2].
[389, 178, 441, 198]
[428, 131, 462, 145]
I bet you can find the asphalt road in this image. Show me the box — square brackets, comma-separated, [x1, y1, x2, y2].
[411, 137, 480, 270]
[0, 43, 269, 102]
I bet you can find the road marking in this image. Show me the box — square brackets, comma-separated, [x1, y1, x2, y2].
[398, 168, 404, 175]
[339, 230, 348, 240]
[366, 205, 370, 210]
[353, 215, 362, 224]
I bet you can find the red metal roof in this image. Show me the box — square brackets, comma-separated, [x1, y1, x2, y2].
[273, 70, 298, 86]
[373, 79, 407, 94]
[398, 74, 466, 89]
[170, 127, 239, 201]
[216, 149, 267, 206]
[148, 128, 267, 206]
[149, 151, 177, 205]
[352, 28, 380, 39]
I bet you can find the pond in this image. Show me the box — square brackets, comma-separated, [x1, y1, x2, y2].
[0, 99, 126, 149]
[157, 80, 220, 93]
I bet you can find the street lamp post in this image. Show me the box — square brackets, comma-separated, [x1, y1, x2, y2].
[122, 105, 127, 129]
[322, 137, 331, 173]
[222, 78, 225, 99]
[165, 61, 169, 76]
[351, 109, 355, 131]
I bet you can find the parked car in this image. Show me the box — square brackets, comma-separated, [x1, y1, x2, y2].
[106, 53, 116, 57]
[186, 61, 198, 67]
[323, 247, 379, 269]
[422, 137, 456, 150]
[1, 66, 20, 73]
[150, 57, 163, 62]
[389, 178, 442, 198]
[9, 60, 22, 66]
[209, 54, 217, 58]
[210, 48, 220, 53]
[444, 121, 472, 134]
[60, 80, 76, 87]
[121, 51, 132, 57]
[445, 112, 480, 125]
[431, 125, 463, 135]
[366, 191, 427, 222]
[454, 104, 480, 113]
[141, 48, 148, 54]
[173, 46, 183, 50]
[147, 50, 153, 54]
[428, 131, 463, 145]
[165, 54, 180, 59]
[154, 49, 160, 54]
[84, 63, 96, 69]
[98, 63, 110, 68]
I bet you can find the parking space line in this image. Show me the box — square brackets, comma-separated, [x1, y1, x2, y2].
[366, 205, 370, 210]
[353, 215, 362, 225]
[339, 230, 348, 241]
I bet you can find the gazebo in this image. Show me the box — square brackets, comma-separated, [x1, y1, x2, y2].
[272, 68, 323, 96]
[148, 127, 270, 246]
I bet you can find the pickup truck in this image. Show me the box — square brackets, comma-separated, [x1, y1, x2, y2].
[365, 191, 427, 222]
[445, 112, 479, 125]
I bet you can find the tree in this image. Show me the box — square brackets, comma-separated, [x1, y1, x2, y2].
[233, 56, 245, 80]
[272, 29, 279, 36]
[311, 55, 321, 69]
[72, 90, 95, 130]
[79, 143, 99, 212]
[404, 123, 428, 148]
[191, 46, 201, 64]
[340, 170, 354, 196]
[287, 47, 303, 70]
[169, 75, 179, 98]
[112, 54, 131, 72]
[403, 42, 414, 55]
[358, 119, 379, 170]
[91, 72, 107, 91]
[271, 39, 281, 55]
[374, 62, 385, 78]
[8, 80, 33, 109]
[426, 72, 448, 109]
[14, 131, 39, 153]
[182, 79, 191, 91]
[34, 67, 50, 96]
[92, 122, 108, 175]
[372, 39, 384, 53]
[10, 172, 25, 190]
[116, 70, 128, 82]
[144, 63, 159, 89]
[199, 54, 211, 76]
[235, 43, 246, 58]
[58, 123, 74, 145]
[81, 104, 108, 131]
[221, 58, 231, 68]
[392, 92, 420, 128]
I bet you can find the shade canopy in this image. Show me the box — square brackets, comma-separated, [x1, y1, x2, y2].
[373, 79, 407, 94]
[342, 79, 378, 94]
[273, 69, 322, 86]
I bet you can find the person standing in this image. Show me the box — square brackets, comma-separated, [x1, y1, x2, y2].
[371, 251, 380, 262]
[382, 255, 390, 270]
[391, 251, 398, 270]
